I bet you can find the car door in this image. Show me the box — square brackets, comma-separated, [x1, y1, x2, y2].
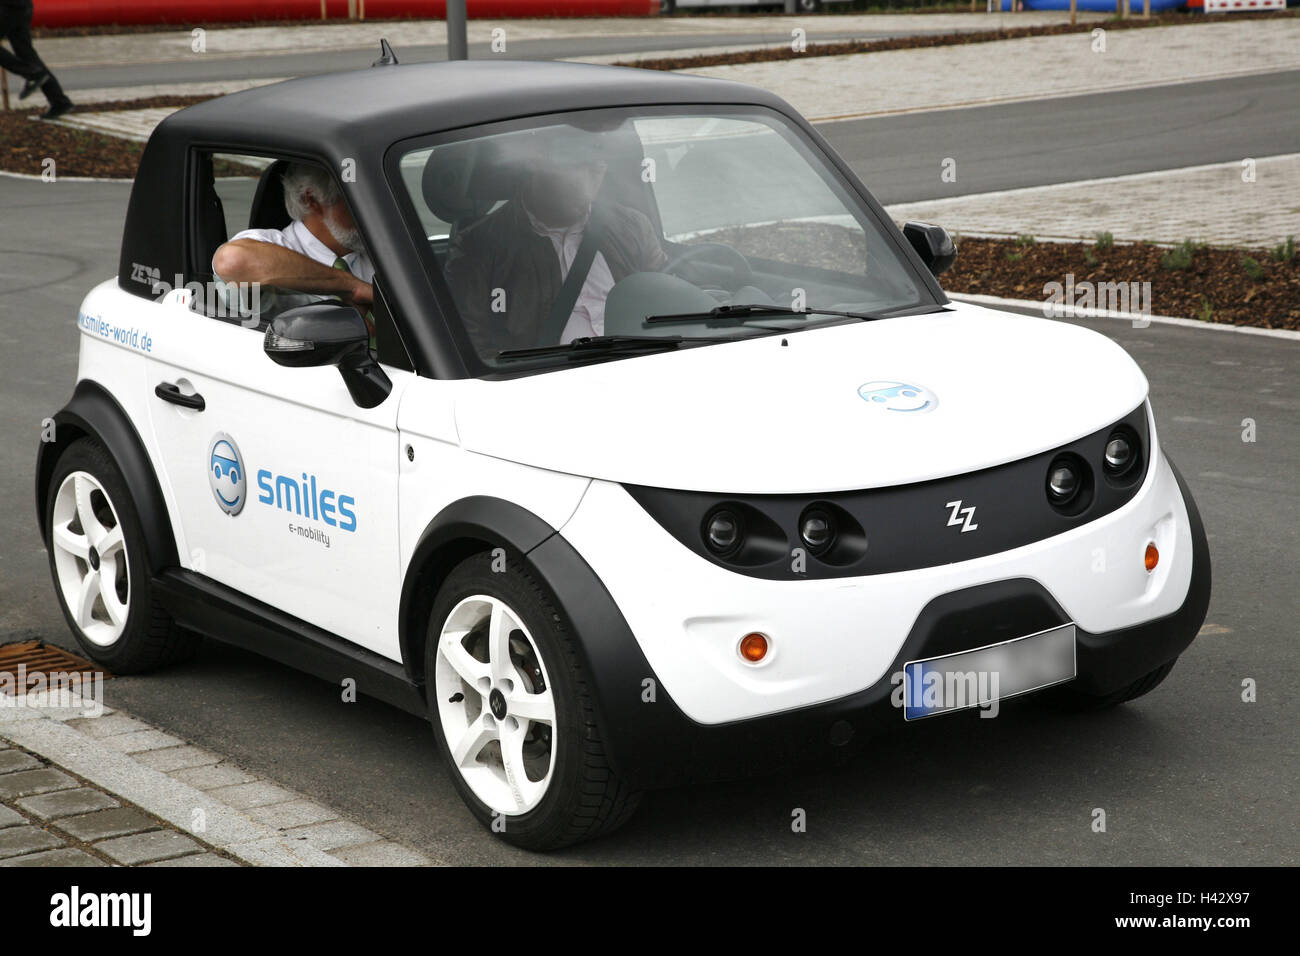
[144, 152, 410, 661]
[146, 294, 411, 661]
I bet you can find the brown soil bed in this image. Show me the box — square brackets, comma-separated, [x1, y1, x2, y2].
[945, 236, 1300, 330]
[620, 9, 1297, 71]
[0, 96, 213, 179]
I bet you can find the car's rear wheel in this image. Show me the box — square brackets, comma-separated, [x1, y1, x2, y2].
[425, 552, 639, 850]
[45, 438, 197, 672]
[1037, 659, 1177, 712]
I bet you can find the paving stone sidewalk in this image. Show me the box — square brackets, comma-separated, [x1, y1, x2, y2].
[0, 737, 238, 867]
[691, 18, 1300, 121]
[0, 692, 434, 867]
[886, 154, 1300, 248]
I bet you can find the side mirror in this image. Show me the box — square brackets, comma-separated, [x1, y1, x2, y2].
[264, 302, 392, 409]
[903, 221, 957, 277]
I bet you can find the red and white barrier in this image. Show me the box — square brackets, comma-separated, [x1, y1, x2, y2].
[32, 0, 657, 28]
[1202, 0, 1285, 9]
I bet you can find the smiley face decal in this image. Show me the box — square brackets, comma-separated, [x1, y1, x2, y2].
[857, 381, 939, 413]
[208, 433, 247, 516]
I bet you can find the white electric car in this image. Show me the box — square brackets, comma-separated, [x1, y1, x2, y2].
[36, 54, 1210, 850]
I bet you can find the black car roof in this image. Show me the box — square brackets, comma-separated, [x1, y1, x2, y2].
[161, 59, 787, 153]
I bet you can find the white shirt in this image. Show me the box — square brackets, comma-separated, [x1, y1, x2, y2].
[525, 206, 614, 344]
[213, 219, 375, 318]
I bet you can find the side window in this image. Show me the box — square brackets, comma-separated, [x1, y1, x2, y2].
[188, 151, 277, 326]
[188, 150, 415, 372]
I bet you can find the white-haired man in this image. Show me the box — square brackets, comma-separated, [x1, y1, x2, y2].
[213, 162, 374, 325]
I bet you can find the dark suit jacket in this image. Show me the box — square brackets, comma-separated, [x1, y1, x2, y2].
[443, 198, 667, 356]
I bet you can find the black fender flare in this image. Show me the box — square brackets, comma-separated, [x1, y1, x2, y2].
[398, 495, 676, 788]
[34, 380, 179, 572]
[398, 496, 561, 686]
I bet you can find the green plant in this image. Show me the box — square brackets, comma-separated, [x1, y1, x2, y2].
[1084, 247, 1098, 266]
[1270, 235, 1295, 264]
[1005, 250, 1023, 262]
[1241, 256, 1264, 281]
[1015, 234, 1037, 248]
[1197, 296, 1214, 323]
[1161, 239, 1203, 271]
[1094, 231, 1114, 251]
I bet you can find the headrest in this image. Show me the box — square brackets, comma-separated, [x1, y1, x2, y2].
[421, 126, 617, 222]
[420, 141, 497, 225]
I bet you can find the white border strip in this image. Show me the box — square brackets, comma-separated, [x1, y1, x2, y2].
[951, 292, 1300, 341]
[807, 67, 1300, 124]
[0, 170, 132, 183]
[887, 153, 1300, 206]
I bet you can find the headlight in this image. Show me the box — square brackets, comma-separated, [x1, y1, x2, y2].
[1046, 453, 1093, 515]
[799, 508, 836, 556]
[703, 508, 743, 557]
[1104, 436, 1132, 471]
[1102, 427, 1142, 482]
[1047, 460, 1080, 503]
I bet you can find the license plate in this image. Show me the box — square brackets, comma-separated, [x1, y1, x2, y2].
[903, 623, 1076, 720]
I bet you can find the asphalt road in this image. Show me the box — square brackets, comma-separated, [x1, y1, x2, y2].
[0, 170, 1295, 864]
[822, 70, 1300, 203]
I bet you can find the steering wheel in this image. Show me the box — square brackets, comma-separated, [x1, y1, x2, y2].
[662, 242, 753, 291]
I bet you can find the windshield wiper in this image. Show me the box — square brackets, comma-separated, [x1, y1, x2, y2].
[644, 303, 892, 326]
[496, 334, 717, 362]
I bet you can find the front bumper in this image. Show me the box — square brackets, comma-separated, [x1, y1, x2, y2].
[562, 445, 1201, 724]
[522, 456, 1209, 791]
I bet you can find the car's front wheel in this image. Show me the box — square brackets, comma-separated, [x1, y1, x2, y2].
[425, 552, 639, 850]
[45, 437, 197, 672]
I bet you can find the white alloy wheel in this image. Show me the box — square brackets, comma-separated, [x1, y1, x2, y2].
[50, 470, 130, 647]
[433, 595, 557, 815]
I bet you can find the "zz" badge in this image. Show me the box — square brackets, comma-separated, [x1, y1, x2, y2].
[945, 500, 979, 533]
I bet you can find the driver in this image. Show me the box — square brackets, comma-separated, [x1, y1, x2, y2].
[443, 128, 667, 355]
[212, 162, 374, 325]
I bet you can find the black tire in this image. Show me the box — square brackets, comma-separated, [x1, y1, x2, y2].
[425, 551, 640, 850]
[659, 0, 675, 14]
[44, 437, 197, 673]
[796, 0, 823, 12]
[1036, 659, 1177, 713]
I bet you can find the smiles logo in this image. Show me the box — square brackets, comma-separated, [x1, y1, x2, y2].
[208, 433, 247, 516]
[858, 381, 938, 414]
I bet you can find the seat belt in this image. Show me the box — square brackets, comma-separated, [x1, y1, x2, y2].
[538, 207, 606, 346]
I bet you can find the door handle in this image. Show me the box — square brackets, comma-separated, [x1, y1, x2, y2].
[154, 382, 206, 411]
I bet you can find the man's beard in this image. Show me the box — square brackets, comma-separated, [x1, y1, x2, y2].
[325, 209, 366, 255]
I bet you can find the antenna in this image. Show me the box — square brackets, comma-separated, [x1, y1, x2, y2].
[372, 39, 399, 67]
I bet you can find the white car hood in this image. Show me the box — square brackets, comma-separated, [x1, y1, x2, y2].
[451, 302, 1149, 494]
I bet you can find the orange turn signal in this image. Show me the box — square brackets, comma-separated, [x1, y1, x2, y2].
[1144, 543, 1159, 572]
[739, 632, 769, 663]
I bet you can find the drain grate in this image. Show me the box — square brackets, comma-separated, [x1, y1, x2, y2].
[0, 641, 112, 692]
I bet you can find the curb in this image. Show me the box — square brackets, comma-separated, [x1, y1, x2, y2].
[0, 690, 435, 866]
[949, 292, 1300, 341]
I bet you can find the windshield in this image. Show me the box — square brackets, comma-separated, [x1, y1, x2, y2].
[393, 106, 933, 370]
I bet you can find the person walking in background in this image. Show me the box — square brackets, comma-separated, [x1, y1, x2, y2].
[0, 0, 73, 119]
